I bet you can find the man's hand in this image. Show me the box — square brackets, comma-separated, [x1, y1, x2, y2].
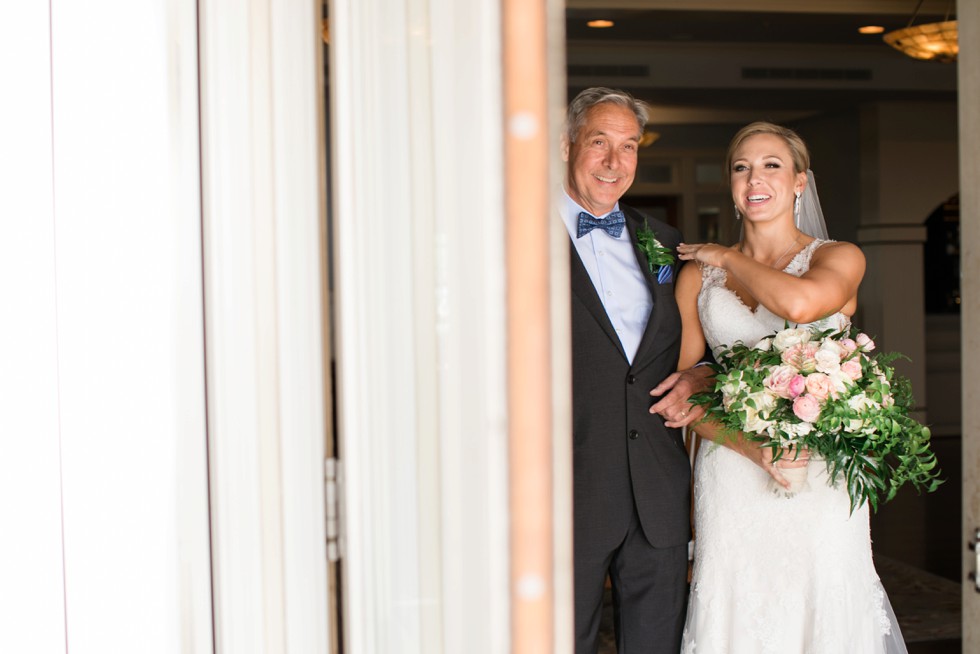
[648, 365, 713, 428]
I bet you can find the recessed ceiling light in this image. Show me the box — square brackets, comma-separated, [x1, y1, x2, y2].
[587, 19, 614, 29]
[858, 25, 885, 35]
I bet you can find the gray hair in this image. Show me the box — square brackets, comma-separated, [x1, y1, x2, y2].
[564, 87, 649, 144]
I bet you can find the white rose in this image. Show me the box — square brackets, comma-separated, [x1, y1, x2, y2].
[720, 371, 748, 409]
[814, 348, 842, 374]
[765, 424, 797, 448]
[819, 338, 844, 358]
[743, 390, 777, 433]
[772, 327, 812, 352]
[827, 370, 852, 392]
[848, 392, 880, 414]
[754, 337, 773, 352]
[781, 420, 813, 438]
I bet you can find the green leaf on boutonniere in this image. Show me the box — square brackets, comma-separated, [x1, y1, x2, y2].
[636, 220, 675, 274]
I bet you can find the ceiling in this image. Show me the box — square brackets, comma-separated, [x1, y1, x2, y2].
[563, 1, 958, 131]
[565, 7, 952, 46]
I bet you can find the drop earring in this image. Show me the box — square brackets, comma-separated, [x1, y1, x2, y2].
[794, 190, 802, 216]
[734, 204, 741, 220]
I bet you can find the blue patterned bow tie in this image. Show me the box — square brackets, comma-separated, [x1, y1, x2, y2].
[577, 210, 626, 239]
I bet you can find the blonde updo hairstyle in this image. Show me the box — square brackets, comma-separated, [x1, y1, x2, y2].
[725, 121, 810, 179]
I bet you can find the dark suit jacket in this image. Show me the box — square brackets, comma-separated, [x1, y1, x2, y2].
[570, 204, 691, 551]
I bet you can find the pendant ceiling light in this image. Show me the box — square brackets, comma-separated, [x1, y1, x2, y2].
[883, 0, 957, 63]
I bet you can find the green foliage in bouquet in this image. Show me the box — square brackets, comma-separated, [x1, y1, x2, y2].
[690, 324, 943, 514]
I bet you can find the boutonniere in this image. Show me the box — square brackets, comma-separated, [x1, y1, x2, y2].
[636, 220, 675, 274]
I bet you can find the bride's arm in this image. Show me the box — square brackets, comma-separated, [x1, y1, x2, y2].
[677, 240, 865, 324]
[676, 261, 705, 370]
[647, 262, 711, 428]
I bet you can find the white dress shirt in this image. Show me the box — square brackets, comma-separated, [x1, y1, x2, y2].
[560, 189, 653, 364]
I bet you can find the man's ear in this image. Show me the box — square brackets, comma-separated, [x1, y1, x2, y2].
[560, 134, 570, 163]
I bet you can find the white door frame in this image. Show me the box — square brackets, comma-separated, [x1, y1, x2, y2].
[198, 1, 331, 651]
[960, 1, 980, 650]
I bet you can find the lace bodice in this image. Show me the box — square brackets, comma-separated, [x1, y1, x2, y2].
[698, 238, 849, 356]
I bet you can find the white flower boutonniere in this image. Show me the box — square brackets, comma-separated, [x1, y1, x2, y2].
[636, 221, 675, 274]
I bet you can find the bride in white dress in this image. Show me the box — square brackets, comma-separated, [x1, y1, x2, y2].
[672, 122, 907, 653]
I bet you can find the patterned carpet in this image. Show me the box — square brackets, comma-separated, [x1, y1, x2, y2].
[597, 555, 961, 652]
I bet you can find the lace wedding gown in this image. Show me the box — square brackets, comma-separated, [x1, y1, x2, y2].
[681, 240, 907, 654]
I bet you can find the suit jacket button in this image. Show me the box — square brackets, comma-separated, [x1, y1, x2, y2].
[628, 429, 639, 440]
[627, 375, 637, 384]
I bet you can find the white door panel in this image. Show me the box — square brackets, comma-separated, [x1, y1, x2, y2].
[961, 2, 980, 649]
[0, 4, 66, 652]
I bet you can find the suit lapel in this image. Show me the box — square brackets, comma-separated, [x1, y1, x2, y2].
[569, 240, 628, 361]
[623, 207, 668, 372]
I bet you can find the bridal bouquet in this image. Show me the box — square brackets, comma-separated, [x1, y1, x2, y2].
[691, 324, 943, 513]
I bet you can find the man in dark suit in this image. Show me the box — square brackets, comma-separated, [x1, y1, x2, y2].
[560, 87, 710, 653]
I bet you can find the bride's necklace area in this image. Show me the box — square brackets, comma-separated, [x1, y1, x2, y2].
[738, 233, 801, 270]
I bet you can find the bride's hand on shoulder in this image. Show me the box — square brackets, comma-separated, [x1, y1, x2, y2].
[677, 242, 733, 269]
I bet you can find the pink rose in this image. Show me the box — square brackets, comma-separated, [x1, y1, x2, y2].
[793, 394, 822, 423]
[781, 342, 819, 372]
[788, 374, 806, 398]
[764, 365, 800, 399]
[839, 338, 858, 354]
[804, 372, 836, 400]
[840, 359, 863, 381]
[855, 333, 876, 351]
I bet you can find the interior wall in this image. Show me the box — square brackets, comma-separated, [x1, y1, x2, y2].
[856, 100, 959, 396]
[854, 100, 960, 579]
[877, 102, 960, 224]
[794, 110, 862, 248]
